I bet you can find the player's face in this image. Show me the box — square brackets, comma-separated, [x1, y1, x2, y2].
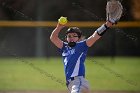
[66, 33, 79, 43]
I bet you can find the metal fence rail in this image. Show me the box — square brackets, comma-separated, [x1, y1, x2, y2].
[0, 21, 140, 28]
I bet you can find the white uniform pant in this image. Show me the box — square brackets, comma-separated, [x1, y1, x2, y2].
[67, 76, 90, 93]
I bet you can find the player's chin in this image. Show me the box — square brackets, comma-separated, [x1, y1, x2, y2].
[68, 40, 76, 43]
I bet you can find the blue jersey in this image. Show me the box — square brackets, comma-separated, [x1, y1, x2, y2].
[59, 40, 89, 81]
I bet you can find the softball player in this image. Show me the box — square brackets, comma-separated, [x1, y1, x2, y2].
[50, 1, 123, 92]
[50, 21, 112, 93]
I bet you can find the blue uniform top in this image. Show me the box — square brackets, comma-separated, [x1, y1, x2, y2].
[59, 40, 89, 81]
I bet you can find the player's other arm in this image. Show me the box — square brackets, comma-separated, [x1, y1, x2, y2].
[86, 0, 123, 47]
[86, 21, 113, 47]
[50, 23, 64, 49]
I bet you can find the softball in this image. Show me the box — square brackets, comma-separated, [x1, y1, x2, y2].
[58, 16, 68, 25]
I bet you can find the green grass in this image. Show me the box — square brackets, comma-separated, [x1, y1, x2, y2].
[0, 57, 139, 91]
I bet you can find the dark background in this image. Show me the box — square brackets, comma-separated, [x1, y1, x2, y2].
[0, 0, 134, 21]
[0, 0, 139, 57]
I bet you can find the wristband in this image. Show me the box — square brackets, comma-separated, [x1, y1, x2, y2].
[96, 24, 109, 36]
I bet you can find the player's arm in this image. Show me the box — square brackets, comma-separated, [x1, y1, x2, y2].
[50, 23, 64, 49]
[86, 0, 123, 47]
[86, 21, 113, 47]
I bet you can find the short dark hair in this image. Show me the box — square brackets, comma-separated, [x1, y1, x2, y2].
[66, 27, 82, 38]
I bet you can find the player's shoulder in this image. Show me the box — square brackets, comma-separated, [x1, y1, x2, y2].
[77, 39, 86, 43]
[77, 39, 87, 45]
[76, 39, 89, 48]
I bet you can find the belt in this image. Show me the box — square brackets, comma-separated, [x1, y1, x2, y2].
[66, 76, 84, 86]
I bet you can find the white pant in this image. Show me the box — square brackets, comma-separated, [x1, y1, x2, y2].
[67, 76, 90, 93]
